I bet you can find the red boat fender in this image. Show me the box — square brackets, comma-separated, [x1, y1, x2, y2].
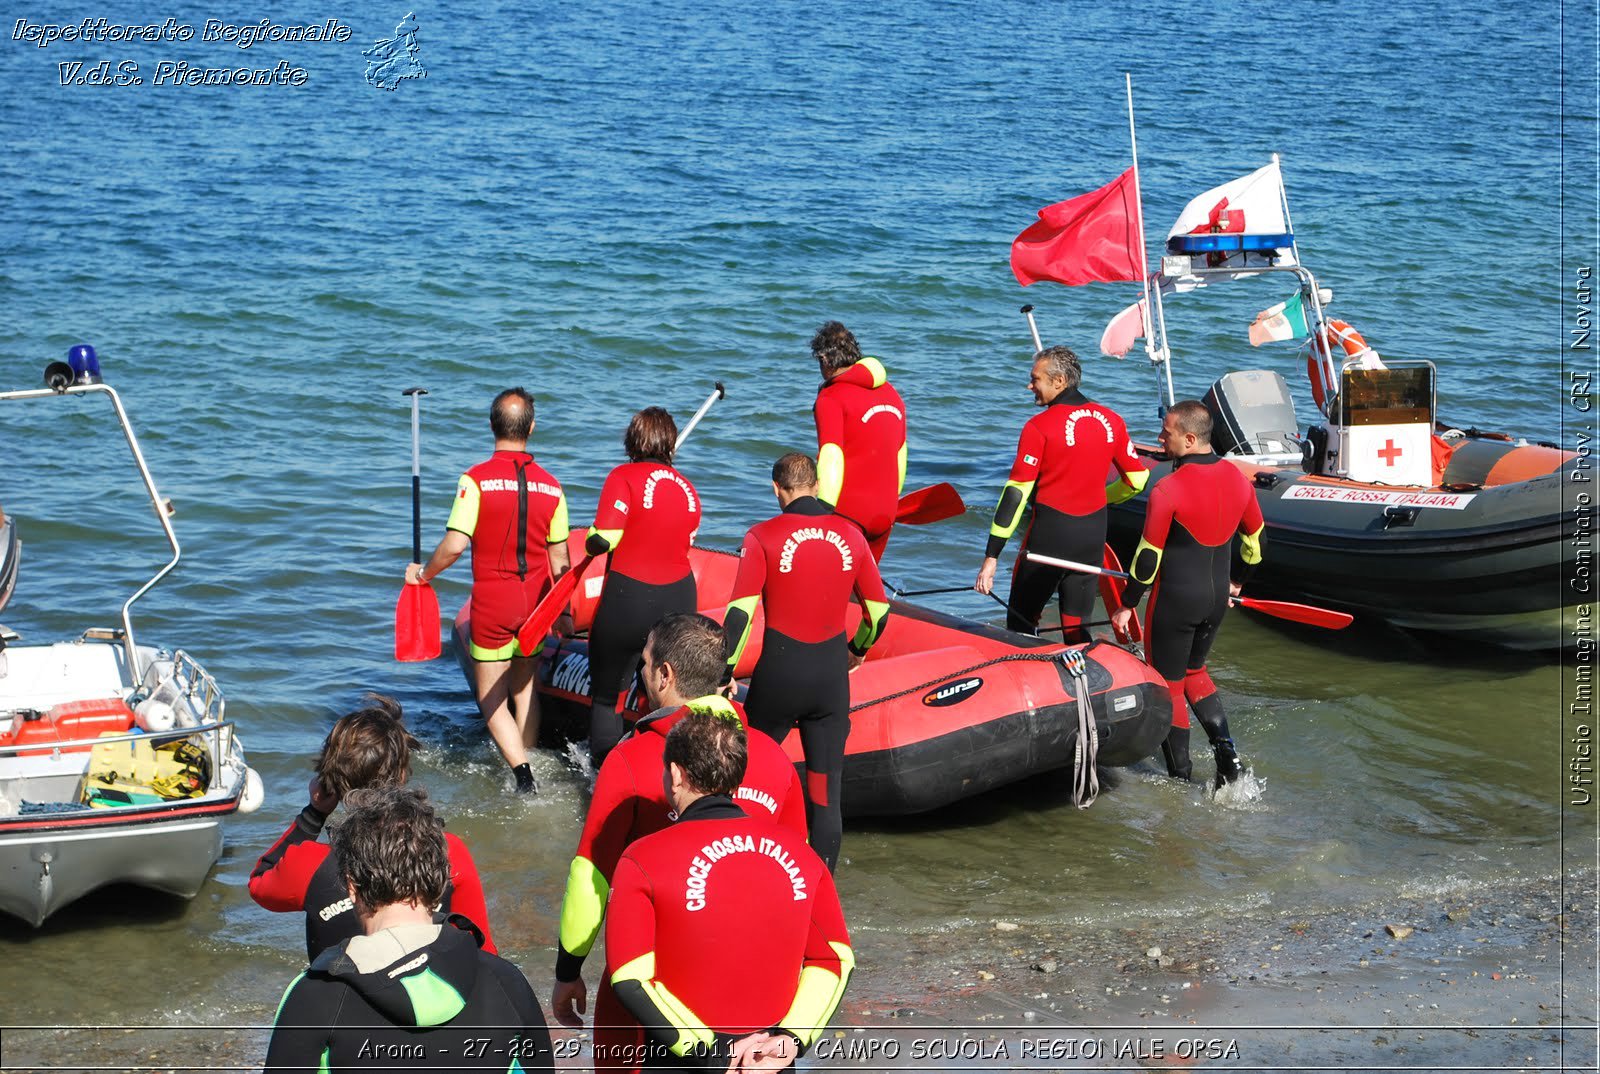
[5, 697, 136, 755]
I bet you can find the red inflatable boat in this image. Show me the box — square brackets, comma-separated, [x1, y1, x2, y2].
[454, 534, 1169, 817]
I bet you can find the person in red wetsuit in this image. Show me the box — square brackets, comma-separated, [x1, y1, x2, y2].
[248, 695, 496, 961]
[407, 388, 571, 793]
[811, 321, 908, 561]
[723, 452, 890, 872]
[975, 346, 1149, 643]
[604, 709, 852, 1073]
[585, 407, 702, 768]
[1111, 401, 1265, 786]
[550, 613, 806, 1070]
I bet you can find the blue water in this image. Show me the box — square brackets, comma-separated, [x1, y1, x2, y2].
[0, 0, 1591, 1059]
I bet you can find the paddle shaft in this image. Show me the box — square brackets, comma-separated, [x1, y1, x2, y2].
[1020, 304, 1044, 352]
[675, 381, 726, 450]
[403, 387, 428, 563]
[1025, 550, 1128, 579]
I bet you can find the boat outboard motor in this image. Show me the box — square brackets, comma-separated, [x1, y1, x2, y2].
[1203, 370, 1300, 457]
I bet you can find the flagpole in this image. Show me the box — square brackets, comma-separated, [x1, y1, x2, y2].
[1125, 73, 1175, 410]
[1274, 152, 1335, 409]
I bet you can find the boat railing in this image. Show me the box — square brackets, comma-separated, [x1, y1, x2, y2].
[0, 717, 240, 767]
[0, 377, 181, 677]
[135, 648, 227, 726]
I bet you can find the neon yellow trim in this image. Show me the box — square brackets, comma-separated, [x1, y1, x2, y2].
[896, 441, 907, 495]
[852, 599, 890, 652]
[1105, 467, 1150, 505]
[1239, 523, 1264, 565]
[611, 953, 714, 1056]
[1130, 538, 1164, 585]
[588, 526, 623, 552]
[558, 856, 609, 959]
[273, 972, 307, 1022]
[816, 442, 845, 507]
[779, 941, 855, 1046]
[685, 695, 741, 725]
[612, 951, 656, 984]
[445, 474, 480, 536]
[859, 356, 888, 388]
[548, 490, 570, 544]
[472, 636, 535, 661]
[988, 478, 1035, 539]
[725, 594, 760, 668]
[401, 967, 467, 1026]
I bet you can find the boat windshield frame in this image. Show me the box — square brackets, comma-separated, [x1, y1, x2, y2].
[0, 381, 181, 674]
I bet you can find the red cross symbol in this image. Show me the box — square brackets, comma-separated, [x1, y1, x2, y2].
[1377, 439, 1403, 467]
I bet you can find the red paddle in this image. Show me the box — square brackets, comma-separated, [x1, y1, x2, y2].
[1097, 544, 1142, 643]
[515, 554, 595, 656]
[1232, 596, 1354, 630]
[396, 388, 441, 662]
[896, 483, 965, 525]
[1024, 550, 1352, 631]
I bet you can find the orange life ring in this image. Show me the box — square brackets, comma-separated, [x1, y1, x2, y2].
[1307, 318, 1375, 413]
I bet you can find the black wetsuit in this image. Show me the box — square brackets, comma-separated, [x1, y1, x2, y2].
[264, 917, 553, 1072]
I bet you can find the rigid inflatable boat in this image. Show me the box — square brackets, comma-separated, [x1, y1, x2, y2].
[0, 352, 263, 926]
[455, 534, 1171, 816]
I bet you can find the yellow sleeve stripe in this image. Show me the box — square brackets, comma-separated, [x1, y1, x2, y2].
[557, 856, 609, 958]
[859, 356, 888, 388]
[779, 941, 855, 1046]
[589, 527, 624, 552]
[1130, 538, 1164, 585]
[612, 951, 655, 983]
[725, 594, 760, 668]
[444, 475, 480, 536]
[1105, 468, 1150, 505]
[548, 490, 570, 544]
[816, 442, 845, 507]
[612, 953, 714, 1057]
[988, 479, 1035, 539]
[1239, 523, 1264, 565]
[896, 441, 907, 495]
[852, 599, 890, 652]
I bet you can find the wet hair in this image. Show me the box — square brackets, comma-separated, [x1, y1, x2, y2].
[1034, 345, 1082, 391]
[332, 786, 450, 912]
[663, 708, 748, 797]
[624, 406, 677, 464]
[810, 321, 862, 375]
[1169, 400, 1214, 444]
[490, 388, 536, 441]
[315, 694, 419, 799]
[771, 452, 818, 491]
[646, 613, 726, 699]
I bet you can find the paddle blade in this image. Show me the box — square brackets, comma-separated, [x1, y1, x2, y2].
[896, 483, 965, 525]
[1098, 544, 1142, 643]
[1235, 596, 1354, 630]
[395, 583, 442, 662]
[515, 555, 594, 655]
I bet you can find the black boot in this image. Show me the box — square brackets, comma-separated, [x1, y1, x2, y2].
[1160, 725, 1192, 781]
[1193, 698, 1242, 788]
[512, 762, 537, 795]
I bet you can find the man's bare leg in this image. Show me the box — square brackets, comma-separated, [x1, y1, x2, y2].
[509, 653, 540, 751]
[473, 659, 534, 791]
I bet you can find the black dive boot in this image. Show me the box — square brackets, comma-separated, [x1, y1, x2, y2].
[1160, 725, 1192, 781]
[1192, 698, 1242, 787]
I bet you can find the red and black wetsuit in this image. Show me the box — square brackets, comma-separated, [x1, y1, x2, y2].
[554, 695, 805, 1071]
[814, 357, 907, 561]
[585, 461, 702, 765]
[986, 389, 1149, 642]
[249, 803, 496, 962]
[448, 450, 569, 661]
[604, 794, 852, 1073]
[1120, 452, 1264, 782]
[723, 497, 889, 871]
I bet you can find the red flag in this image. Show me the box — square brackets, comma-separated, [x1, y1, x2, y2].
[1010, 168, 1144, 287]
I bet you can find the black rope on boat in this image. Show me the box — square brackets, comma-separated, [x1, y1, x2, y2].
[847, 649, 1080, 714]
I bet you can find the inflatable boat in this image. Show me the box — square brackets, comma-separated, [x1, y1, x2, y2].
[455, 535, 1171, 816]
[0, 352, 263, 926]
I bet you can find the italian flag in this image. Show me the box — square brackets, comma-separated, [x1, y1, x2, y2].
[1248, 292, 1310, 345]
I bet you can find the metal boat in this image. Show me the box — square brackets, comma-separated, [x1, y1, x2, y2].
[0, 351, 263, 926]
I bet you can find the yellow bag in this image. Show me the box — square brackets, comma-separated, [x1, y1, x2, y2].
[80, 735, 211, 807]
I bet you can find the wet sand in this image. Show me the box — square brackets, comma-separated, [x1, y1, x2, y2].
[2, 871, 1591, 1072]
